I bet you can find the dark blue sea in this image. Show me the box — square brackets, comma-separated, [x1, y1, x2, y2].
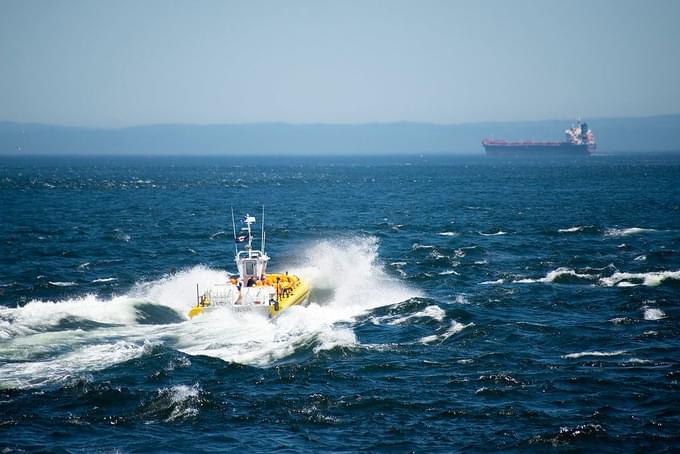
[1, 154, 679, 452]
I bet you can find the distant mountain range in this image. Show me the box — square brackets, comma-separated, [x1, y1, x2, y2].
[1, 114, 679, 155]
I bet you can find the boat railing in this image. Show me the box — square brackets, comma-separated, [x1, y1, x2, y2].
[241, 287, 272, 306]
[237, 250, 265, 259]
[208, 285, 239, 306]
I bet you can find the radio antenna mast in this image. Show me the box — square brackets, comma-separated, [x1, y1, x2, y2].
[261, 205, 266, 253]
[231, 207, 237, 256]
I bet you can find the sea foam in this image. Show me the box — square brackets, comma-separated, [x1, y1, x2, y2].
[388, 305, 446, 325]
[479, 230, 508, 236]
[604, 227, 657, 237]
[514, 267, 595, 284]
[562, 350, 627, 359]
[419, 320, 473, 344]
[643, 307, 666, 321]
[599, 270, 680, 287]
[558, 226, 584, 233]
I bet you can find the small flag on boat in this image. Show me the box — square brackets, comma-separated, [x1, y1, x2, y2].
[236, 234, 250, 243]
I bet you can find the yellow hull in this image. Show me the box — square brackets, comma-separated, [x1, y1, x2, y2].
[187, 273, 309, 319]
[188, 305, 206, 319]
[268, 274, 310, 317]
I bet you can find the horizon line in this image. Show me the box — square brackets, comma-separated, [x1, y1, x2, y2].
[2, 112, 680, 130]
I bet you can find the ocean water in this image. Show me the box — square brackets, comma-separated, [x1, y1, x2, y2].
[1, 153, 679, 452]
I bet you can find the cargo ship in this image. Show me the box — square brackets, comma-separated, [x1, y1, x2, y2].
[482, 121, 596, 155]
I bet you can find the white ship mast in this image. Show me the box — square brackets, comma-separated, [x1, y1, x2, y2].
[232, 210, 270, 285]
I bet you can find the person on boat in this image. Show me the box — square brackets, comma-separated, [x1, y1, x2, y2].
[247, 276, 256, 287]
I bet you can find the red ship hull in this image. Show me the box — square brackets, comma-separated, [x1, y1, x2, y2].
[482, 140, 595, 156]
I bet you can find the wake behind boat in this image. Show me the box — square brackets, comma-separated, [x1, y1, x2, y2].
[188, 211, 310, 319]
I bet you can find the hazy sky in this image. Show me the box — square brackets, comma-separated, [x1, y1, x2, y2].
[1, 0, 679, 127]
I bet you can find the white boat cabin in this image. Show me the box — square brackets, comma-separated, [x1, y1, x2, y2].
[236, 250, 269, 285]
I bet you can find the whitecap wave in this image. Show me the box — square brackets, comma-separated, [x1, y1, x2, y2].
[479, 230, 507, 236]
[437, 231, 458, 237]
[49, 281, 78, 287]
[608, 317, 634, 325]
[419, 320, 473, 344]
[599, 270, 680, 287]
[604, 227, 657, 237]
[558, 226, 584, 233]
[480, 279, 504, 285]
[160, 384, 201, 422]
[0, 341, 152, 388]
[514, 267, 596, 284]
[450, 294, 469, 304]
[643, 307, 666, 321]
[562, 350, 627, 359]
[625, 358, 652, 364]
[113, 229, 131, 242]
[388, 305, 446, 325]
[92, 277, 117, 283]
[429, 250, 447, 260]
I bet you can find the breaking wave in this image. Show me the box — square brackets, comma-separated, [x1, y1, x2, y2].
[599, 270, 680, 287]
[48, 281, 78, 287]
[558, 226, 584, 233]
[643, 306, 666, 321]
[505, 267, 680, 288]
[604, 227, 657, 237]
[387, 305, 446, 325]
[0, 341, 153, 389]
[92, 277, 118, 283]
[155, 384, 202, 422]
[480, 278, 504, 285]
[557, 225, 599, 234]
[562, 350, 627, 359]
[514, 267, 596, 284]
[419, 320, 473, 344]
[479, 230, 508, 236]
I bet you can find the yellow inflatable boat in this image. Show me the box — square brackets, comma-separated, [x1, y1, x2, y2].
[188, 212, 310, 319]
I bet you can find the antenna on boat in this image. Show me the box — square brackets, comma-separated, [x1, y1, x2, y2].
[242, 214, 256, 256]
[231, 206, 237, 256]
[261, 205, 265, 254]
